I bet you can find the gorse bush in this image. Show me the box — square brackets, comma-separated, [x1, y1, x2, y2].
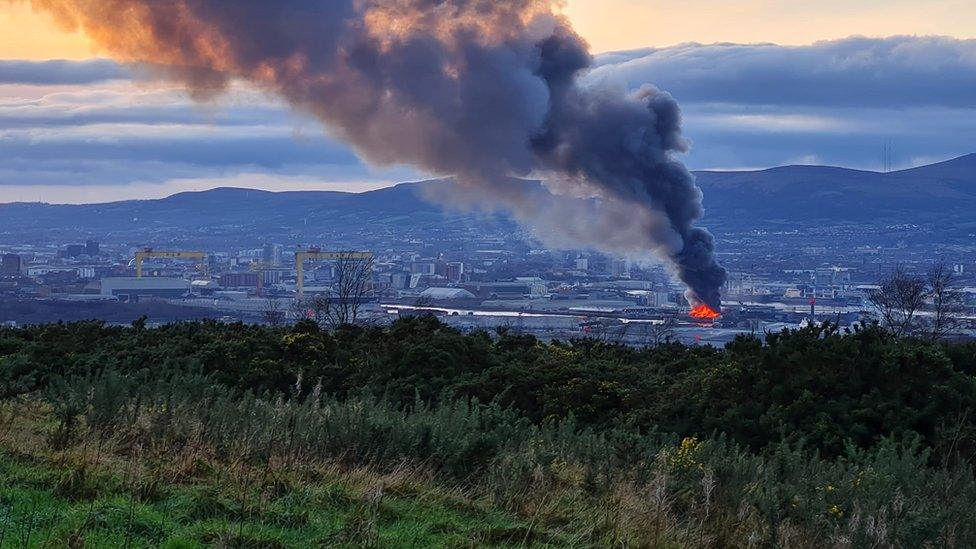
[2, 317, 976, 546]
[2, 317, 975, 458]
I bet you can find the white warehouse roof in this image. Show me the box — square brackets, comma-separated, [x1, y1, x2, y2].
[419, 287, 477, 300]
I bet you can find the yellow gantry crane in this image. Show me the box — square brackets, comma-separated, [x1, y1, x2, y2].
[134, 249, 208, 278]
[296, 249, 374, 298]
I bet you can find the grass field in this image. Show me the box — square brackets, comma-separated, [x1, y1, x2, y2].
[0, 403, 566, 548]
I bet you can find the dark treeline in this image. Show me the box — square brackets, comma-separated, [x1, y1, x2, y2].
[3, 316, 975, 460]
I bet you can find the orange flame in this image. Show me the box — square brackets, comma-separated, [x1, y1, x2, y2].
[689, 304, 721, 320]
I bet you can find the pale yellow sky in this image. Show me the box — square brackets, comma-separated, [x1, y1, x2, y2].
[1, 0, 974, 59]
[565, 0, 976, 51]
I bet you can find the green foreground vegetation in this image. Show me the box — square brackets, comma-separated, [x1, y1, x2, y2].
[1, 317, 975, 547]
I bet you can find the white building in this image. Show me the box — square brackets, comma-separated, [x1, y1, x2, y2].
[419, 287, 477, 300]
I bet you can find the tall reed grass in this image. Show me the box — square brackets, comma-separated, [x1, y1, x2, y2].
[9, 368, 971, 547]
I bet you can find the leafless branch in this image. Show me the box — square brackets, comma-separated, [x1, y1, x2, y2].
[262, 298, 286, 327]
[868, 267, 927, 337]
[305, 253, 375, 329]
[647, 312, 678, 347]
[927, 261, 965, 342]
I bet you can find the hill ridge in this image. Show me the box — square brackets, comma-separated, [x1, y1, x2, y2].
[0, 155, 973, 237]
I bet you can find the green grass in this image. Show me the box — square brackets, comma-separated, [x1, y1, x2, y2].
[0, 452, 558, 548]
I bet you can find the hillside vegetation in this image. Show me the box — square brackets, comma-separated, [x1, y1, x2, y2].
[1, 317, 975, 547]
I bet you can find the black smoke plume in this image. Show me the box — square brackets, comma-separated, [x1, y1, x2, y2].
[17, 0, 727, 309]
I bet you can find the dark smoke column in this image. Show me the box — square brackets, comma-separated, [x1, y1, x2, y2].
[532, 31, 728, 310]
[17, 0, 726, 310]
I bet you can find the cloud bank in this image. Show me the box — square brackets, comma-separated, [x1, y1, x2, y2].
[591, 36, 976, 109]
[0, 58, 127, 85]
[0, 35, 974, 199]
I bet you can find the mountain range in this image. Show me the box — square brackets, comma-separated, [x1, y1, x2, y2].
[1, 154, 974, 239]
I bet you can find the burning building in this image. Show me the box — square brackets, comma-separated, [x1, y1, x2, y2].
[21, 0, 727, 310]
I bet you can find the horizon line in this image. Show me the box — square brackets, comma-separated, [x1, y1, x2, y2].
[1, 153, 972, 207]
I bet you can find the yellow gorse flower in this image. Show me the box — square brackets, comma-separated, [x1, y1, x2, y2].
[670, 436, 704, 470]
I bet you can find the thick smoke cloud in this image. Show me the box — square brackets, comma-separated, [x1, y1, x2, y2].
[12, 0, 726, 308]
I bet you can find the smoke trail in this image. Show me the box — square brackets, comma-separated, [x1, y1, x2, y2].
[18, 0, 727, 309]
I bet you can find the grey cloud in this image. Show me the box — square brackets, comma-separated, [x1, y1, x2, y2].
[0, 131, 361, 173]
[591, 36, 976, 108]
[0, 59, 129, 85]
[0, 156, 412, 189]
[0, 100, 298, 129]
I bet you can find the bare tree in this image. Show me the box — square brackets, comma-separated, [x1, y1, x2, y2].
[262, 298, 286, 327]
[289, 296, 315, 323]
[609, 321, 632, 346]
[306, 252, 375, 329]
[927, 261, 965, 342]
[868, 267, 928, 337]
[646, 312, 678, 347]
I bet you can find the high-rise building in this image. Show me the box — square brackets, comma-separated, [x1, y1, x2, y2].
[262, 244, 284, 266]
[410, 261, 436, 275]
[1, 254, 22, 277]
[391, 272, 411, 289]
[611, 259, 629, 278]
[86, 239, 100, 256]
[446, 262, 465, 283]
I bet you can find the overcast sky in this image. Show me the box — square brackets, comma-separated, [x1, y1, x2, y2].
[0, 3, 974, 203]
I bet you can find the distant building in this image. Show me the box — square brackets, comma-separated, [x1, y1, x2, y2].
[626, 290, 673, 307]
[410, 261, 436, 275]
[391, 272, 412, 290]
[465, 279, 547, 299]
[784, 287, 803, 299]
[85, 240, 100, 257]
[260, 270, 283, 286]
[1, 254, 22, 277]
[62, 244, 86, 258]
[611, 259, 629, 278]
[514, 277, 548, 296]
[191, 280, 219, 295]
[100, 277, 190, 300]
[815, 267, 852, 288]
[419, 287, 477, 300]
[446, 262, 465, 283]
[262, 244, 283, 266]
[219, 272, 260, 289]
